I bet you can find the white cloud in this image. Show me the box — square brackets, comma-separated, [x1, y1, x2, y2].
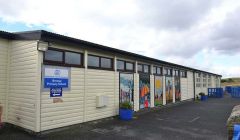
[0, 0, 240, 78]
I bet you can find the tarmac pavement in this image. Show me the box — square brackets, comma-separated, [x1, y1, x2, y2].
[0, 94, 239, 140]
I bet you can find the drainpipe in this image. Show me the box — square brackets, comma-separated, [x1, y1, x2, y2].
[193, 71, 196, 100]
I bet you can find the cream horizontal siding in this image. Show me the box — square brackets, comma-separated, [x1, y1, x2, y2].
[40, 68, 85, 131]
[114, 72, 119, 115]
[134, 73, 139, 111]
[181, 78, 188, 101]
[0, 38, 8, 122]
[150, 75, 154, 107]
[187, 71, 194, 99]
[8, 41, 38, 131]
[85, 69, 117, 122]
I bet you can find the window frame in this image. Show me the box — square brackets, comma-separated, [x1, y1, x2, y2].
[138, 63, 150, 74]
[174, 69, 180, 77]
[153, 66, 162, 76]
[164, 68, 172, 76]
[44, 47, 84, 68]
[64, 50, 84, 67]
[181, 70, 187, 78]
[88, 54, 114, 70]
[117, 59, 135, 72]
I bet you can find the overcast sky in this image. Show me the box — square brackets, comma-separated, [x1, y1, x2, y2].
[0, 0, 239, 78]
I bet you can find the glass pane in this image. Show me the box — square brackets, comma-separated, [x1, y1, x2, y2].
[143, 65, 149, 73]
[138, 64, 143, 72]
[157, 67, 161, 74]
[164, 69, 168, 75]
[65, 52, 81, 65]
[168, 69, 171, 75]
[117, 60, 124, 70]
[153, 67, 156, 74]
[45, 50, 63, 62]
[101, 57, 112, 68]
[88, 55, 100, 67]
[126, 62, 134, 71]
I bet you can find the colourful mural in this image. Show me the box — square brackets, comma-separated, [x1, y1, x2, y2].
[165, 76, 173, 104]
[175, 76, 181, 102]
[120, 73, 134, 107]
[139, 74, 150, 109]
[154, 76, 163, 106]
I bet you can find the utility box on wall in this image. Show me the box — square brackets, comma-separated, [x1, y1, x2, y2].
[96, 95, 109, 108]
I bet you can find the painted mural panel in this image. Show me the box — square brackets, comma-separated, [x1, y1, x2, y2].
[154, 76, 163, 106]
[120, 73, 134, 107]
[165, 76, 173, 104]
[175, 76, 181, 102]
[139, 74, 150, 109]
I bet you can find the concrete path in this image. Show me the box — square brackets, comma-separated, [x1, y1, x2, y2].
[1, 95, 239, 140]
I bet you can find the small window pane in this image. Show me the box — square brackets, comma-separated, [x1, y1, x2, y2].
[164, 69, 168, 75]
[65, 52, 81, 65]
[153, 67, 156, 74]
[144, 65, 149, 73]
[88, 55, 100, 67]
[138, 64, 143, 72]
[117, 60, 124, 70]
[101, 57, 112, 68]
[157, 67, 161, 74]
[126, 62, 134, 71]
[45, 50, 63, 62]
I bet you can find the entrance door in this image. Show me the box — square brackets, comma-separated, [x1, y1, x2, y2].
[139, 74, 150, 109]
[119, 73, 134, 109]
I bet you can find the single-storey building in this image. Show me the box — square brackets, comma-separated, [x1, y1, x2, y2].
[0, 30, 221, 132]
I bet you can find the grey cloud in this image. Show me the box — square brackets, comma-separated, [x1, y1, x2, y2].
[136, 0, 221, 30]
[210, 8, 240, 54]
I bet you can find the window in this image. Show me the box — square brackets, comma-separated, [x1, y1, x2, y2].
[138, 64, 143, 72]
[196, 72, 201, 87]
[153, 66, 162, 75]
[144, 65, 149, 73]
[197, 73, 201, 77]
[88, 55, 113, 70]
[174, 70, 179, 76]
[101, 57, 112, 68]
[44, 49, 63, 62]
[165, 68, 172, 76]
[181, 71, 187, 78]
[153, 66, 156, 74]
[126, 62, 134, 71]
[65, 52, 82, 65]
[208, 75, 211, 87]
[138, 64, 150, 73]
[88, 55, 100, 67]
[117, 60, 134, 72]
[117, 60, 125, 70]
[157, 67, 162, 75]
[44, 48, 84, 67]
[202, 73, 207, 87]
[164, 69, 168, 75]
[196, 83, 201, 87]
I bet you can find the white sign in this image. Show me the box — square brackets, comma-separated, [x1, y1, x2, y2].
[45, 67, 69, 78]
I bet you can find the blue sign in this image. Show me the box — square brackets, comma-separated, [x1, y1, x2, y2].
[44, 78, 68, 88]
[43, 67, 69, 88]
[50, 88, 62, 97]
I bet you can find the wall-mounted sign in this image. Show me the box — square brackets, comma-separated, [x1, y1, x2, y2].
[50, 88, 63, 97]
[44, 67, 69, 88]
